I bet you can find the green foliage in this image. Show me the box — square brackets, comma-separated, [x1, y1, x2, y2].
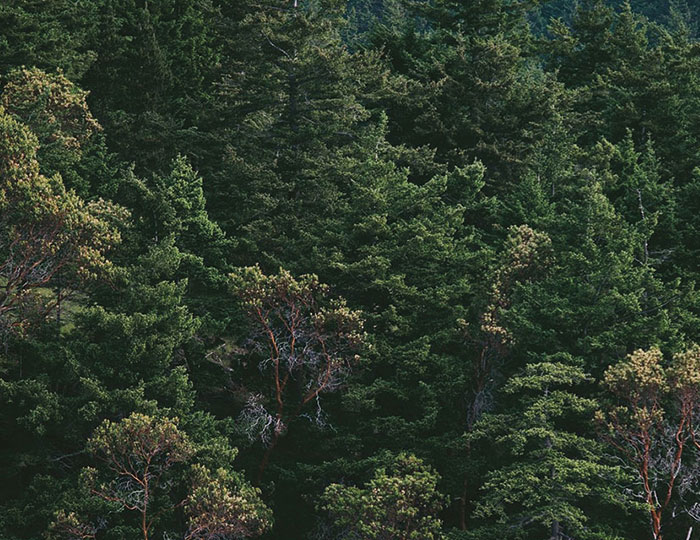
[79, 0, 222, 173]
[364, 0, 565, 188]
[52, 413, 271, 540]
[321, 453, 447, 540]
[185, 464, 272, 539]
[0, 101, 125, 334]
[598, 346, 700, 539]
[2, 67, 101, 177]
[1, 1, 700, 539]
[0, 0, 97, 79]
[470, 357, 623, 539]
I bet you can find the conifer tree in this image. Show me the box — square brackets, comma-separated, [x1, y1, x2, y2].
[79, 0, 222, 174]
[211, 0, 386, 253]
[471, 357, 622, 540]
[362, 0, 565, 191]
[0, 0, 97, 79]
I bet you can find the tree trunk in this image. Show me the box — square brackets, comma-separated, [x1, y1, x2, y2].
[458, 476, 468, 530]
[256, 431, 280, 484]
[545, 435, 560, 540]
[549, 519, 561, 540]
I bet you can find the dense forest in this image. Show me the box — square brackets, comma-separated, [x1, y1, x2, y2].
[1, 0, 700, 539]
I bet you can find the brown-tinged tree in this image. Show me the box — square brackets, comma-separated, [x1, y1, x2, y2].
[184, 464, 272, 540]
[0, 104, 124, 335]
[463, 224, 553, 431]
[1, 67, 101, 178]
[82, 413, 194, 540]
[47, 511, 97, 540]
[228, 266, 364, 480]
[52, 414, 272, 540]
[598, 346, 700, 540]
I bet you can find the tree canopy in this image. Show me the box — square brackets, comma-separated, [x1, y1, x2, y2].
[2, 1, 700, 539]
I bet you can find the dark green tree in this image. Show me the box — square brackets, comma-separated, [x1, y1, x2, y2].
[210, 0, 387, 249]
[0, 0, 97, 79]
[361, 0, 566, 193]
[79, 0, 222, 174]
[470, 357, 623, 540]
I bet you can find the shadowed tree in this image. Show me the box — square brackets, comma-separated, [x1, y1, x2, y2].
[455, 224, 552, 528]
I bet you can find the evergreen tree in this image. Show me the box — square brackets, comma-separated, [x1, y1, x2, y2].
[0, 0, 97, 79]
[1, 1, 699, 538]
[470, 357, 622, 540]
[210, 0, 387, 250]
[79, 0, 222, 174]
[362, 0, 566, 192]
